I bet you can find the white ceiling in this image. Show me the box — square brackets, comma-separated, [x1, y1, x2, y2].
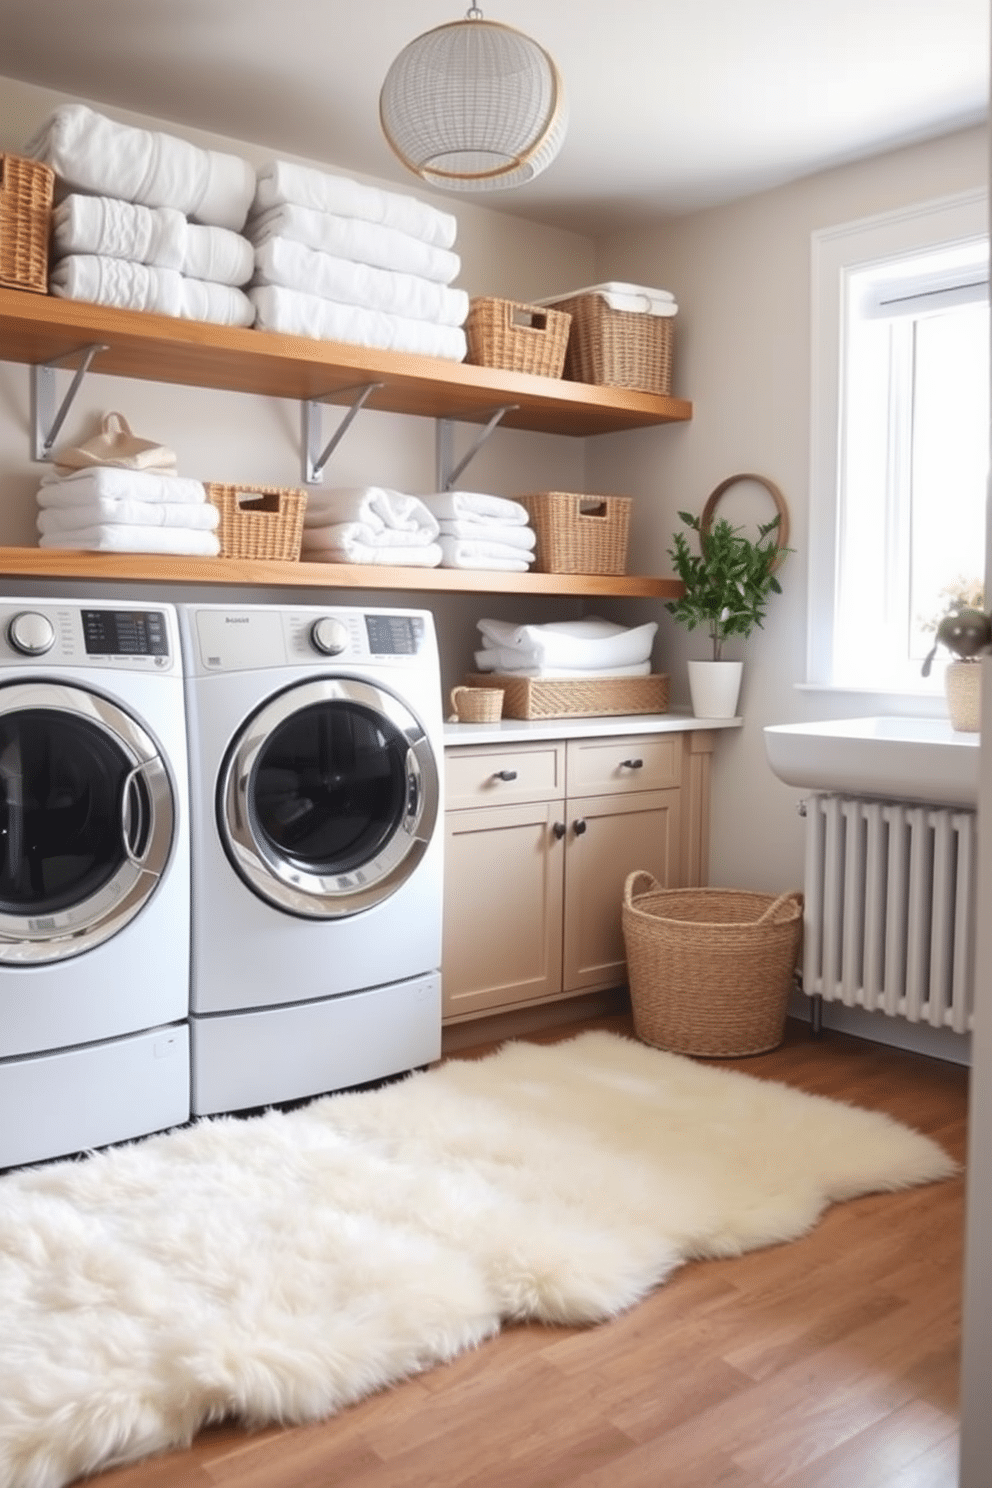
[0, 0, 988, 237]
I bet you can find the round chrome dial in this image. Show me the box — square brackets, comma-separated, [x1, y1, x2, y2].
[310, 616, 349, 656]
[8, 612, 56, 656]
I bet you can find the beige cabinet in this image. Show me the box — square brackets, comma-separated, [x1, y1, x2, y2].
[442, 731, 712, 1023]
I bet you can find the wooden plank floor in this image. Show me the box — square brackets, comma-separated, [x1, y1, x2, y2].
[79, 1014, 969, 1488]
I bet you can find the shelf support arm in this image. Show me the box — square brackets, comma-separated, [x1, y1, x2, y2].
[435, 405, 518, 491]
[302, 382, 385, 484]
[31, 344, 110, 461]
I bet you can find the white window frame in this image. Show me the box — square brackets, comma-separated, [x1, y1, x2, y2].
[807, 188, 989, 709]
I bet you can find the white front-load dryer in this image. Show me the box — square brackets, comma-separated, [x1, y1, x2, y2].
[180, 602, 444, 1116]
[0, 599, 190, 1170]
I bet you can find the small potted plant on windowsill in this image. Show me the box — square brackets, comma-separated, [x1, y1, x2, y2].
[921, 582, 990, 732]
[665, 485, 791, 719]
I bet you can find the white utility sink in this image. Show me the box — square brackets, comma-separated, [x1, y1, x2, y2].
[763, 716, 980, 809]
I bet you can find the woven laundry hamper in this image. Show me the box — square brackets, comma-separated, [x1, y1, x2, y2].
[622, 872, 803, 1057]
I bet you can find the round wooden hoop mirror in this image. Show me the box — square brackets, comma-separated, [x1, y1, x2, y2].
[699, 473, 790, 568]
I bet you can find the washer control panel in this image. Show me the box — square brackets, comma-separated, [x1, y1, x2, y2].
[0, 603, 175, 669]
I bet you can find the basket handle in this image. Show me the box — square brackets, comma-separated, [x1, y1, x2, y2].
[624, 870, 661, 906]
[755, 889, 804, 924]
[505, 303, 552, 335]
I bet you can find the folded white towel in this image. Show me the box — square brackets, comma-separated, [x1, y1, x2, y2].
[247, 204, 461, 285]
[303, 487, 439, 539]
[476, 617, 658, 669]
[38, 467, 209, 505]
[437, 520, 535, 551]
[49, 255, 255, 327]
[253, 238, 469, 326]
[540, 281, 678, 317]
[39, 525, 221, 555]
[419, 491, 530, 525]
[253, 161, 457, 249]
[249, 285, 466, 360]
[52, 196, 254, 285]
[37, 500, 220, 535]
[302, 526, 443, 567]
[438, 538, 534, 571]
[24, 104, 255, 231]
[473, 651, 653, 678]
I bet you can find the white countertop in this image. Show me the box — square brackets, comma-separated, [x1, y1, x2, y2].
[443, 712, 743, 746]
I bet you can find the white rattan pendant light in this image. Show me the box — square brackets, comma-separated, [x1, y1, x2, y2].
[379, 6, 567, 192]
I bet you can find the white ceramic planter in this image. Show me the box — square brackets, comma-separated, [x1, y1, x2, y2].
[687, 660, 743, 719]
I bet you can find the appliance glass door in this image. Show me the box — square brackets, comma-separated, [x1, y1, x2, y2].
[0, 684, 175, 962]
[220, 678, 439, 918]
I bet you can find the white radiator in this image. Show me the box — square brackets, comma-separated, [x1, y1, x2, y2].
[802, 793, 976, 1033]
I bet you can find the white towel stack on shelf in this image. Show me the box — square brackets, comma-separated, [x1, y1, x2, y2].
[474, 617, 658, 678]
[24, 104, 256, 327]
[246, 161, 468, 361]
[302, 487, 442, 567]
[36, 467, 221, 556]
[419, 492, 537, 572]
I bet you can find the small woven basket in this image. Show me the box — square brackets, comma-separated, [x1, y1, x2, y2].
[206, 483, 308, 561]
[465, 672, 668, 720]
[622, 873, 803, 1057]
[0, 154, 54, 294]
[548, 291, 674, 395]
[518, 491, 632, 575]
[465, 297, 571, 378]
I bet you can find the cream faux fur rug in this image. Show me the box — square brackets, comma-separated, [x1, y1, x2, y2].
[0, 1030, 955, 1488]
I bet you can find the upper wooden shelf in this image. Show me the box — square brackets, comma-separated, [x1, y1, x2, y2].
[0, 547, 683, 598]
[0, 288, 692, 438]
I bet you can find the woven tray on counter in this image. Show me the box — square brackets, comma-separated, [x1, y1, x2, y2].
[464, 672, 669, 720]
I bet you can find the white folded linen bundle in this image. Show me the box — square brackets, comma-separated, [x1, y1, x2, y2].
[38, 467, 209, 504]
[419, 491, 530, 526]
[438, 538, 534, 572]
[49, 255, 255, 327]
[248, 204, 461, 285]
[476, 617, 658, 670]
[539, 281, 679, 317]
[253, 239, 468, 325]
[301, 525, 443, 567]
[435, 520, 535, 551]
[39, 526, 221, 555]
[249, 285, 465, 360]
[38, 500, 219, 535]
[473, 652, 653, 678]
[24, 104, 256, 231]
[303, 487, 439, 539]
[253, 161, 457, 249]
[52, 196, 254, 285]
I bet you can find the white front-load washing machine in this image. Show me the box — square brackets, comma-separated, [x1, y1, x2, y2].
[180, 602, 444, 1116]
[0, 598, 190, 1170]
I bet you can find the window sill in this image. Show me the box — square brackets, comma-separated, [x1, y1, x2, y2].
[794, 681, 948, 719]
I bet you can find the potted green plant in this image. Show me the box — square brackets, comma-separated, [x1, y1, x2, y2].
[920, 582, 990, 732]
[665, 506, 788, 718]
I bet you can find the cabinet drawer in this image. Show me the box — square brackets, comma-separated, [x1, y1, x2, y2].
[445, 743, 566, 808]
[565, 734, 682, 796]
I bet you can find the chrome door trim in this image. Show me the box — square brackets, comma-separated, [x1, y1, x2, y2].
[0, 682, 175, 964]
[219, 677, 440, 919]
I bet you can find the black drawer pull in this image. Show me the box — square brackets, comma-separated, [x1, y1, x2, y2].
[573, 818, 588, 836]
[493, 769, 518, 781]
[620, 758, 644, 769]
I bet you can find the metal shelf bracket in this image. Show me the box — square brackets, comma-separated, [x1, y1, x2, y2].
[435, 405, 518, 491]
[31, 344, 109, 461]
[302, 382, 385, 484]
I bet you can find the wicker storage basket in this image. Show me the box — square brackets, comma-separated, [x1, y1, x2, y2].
[622, 873, 803, 1057]
[464, 672, 669, 719]
[548, 291, 674, 395]
[206, 483, 308, 561]
[518, 491, 632, 575]
[465, 297, 571, 378]
[0, 154, 54, 294]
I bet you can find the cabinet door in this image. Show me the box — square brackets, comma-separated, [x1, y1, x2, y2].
[443, 800, 565, 1020]
[562, 788, 681, 994]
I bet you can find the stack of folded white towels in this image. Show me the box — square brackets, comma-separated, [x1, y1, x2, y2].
[35, 466, 221, 556]
[419, 492, 536, 572]
[23, 104, 256, 326]
[474, 617, 658, 678]
[302, 487, 442, 567]
[246, 160, 468, 360]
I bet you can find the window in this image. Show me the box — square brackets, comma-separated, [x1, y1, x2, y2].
[808, 191, 989, 699]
